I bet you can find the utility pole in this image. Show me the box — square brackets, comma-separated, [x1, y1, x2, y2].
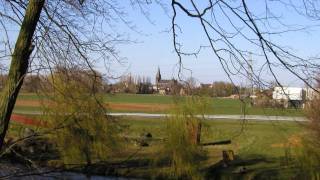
[248, 52, 254, 97]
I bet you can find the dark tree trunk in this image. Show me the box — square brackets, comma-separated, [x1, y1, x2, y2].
[187, 120, 202, 145]
[0, 0, 45, 150]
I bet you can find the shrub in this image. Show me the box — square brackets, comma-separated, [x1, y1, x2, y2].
[156, 96, 209, 179]
[43, 70, 120, 167]
[298, 94, 320, 177]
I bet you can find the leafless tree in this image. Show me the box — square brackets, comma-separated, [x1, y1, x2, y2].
[168, 1, 320, 164]
[0, 0, 143, 150]
[170, 0, 320, 91]
[0, 0, 320, 166]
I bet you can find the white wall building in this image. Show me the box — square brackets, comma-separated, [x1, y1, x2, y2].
[271, 86, 319, 108]
[272, 87, 305, 108]
[272, 87, 304, 101]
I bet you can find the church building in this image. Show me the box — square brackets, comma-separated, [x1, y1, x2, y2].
[154, 67, 178, 95]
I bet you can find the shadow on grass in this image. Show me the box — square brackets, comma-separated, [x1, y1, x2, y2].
[64, 153, 316, 179]
[82, 154, 307, 179]
[205, 154, 310, 180]
[3, 153, 319, 179]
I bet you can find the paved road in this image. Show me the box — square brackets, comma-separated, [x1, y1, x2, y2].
[13, 111, 307, 122]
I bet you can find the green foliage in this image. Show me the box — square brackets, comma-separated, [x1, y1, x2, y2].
[297, 138, 320, 179]
[297, 96, 320, 178]
[196, 81, 239, 97]
[43, 70, 120, 166]
[15, 93, 303, 116]
[102, 94, 303, 116]
[156, 96, 210, 179]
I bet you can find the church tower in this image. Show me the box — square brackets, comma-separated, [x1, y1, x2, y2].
[156, 67, 161, 83]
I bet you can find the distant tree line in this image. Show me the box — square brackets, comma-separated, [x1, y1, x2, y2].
[196, 82, 240, 97]
[105, 74, 153, 94]
[0, 67, 106, 94]
[0, 71, 247, 97]
[0, 72, 153, 94]
[0, 74, 45, 93]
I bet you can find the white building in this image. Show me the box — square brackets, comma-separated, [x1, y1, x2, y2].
[272, 86, 320, 108]
[272, 87, 305, 108]
[272, 87, 304, 101]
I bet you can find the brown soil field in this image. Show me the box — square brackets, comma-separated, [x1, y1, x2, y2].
[11, 114, 46, 127]
[11, 100, 171, 127]
[108, 103, 170, 112]
[15, 100, 171, 112]
[16, 100, 42, 107]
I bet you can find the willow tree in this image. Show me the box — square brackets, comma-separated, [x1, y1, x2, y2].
[0, 0, 138, 151]
[43, 67, 120, 167]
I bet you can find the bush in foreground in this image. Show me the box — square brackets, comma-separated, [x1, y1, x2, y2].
[156, 96, 209, 179]
[43, 69, 120, 167]
[298, 94, 320, 178]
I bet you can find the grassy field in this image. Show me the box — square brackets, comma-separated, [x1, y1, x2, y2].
[8, 114, 303, 158]
[4, 93, 308, 178]
[121, 117, 302, 158]
[113, 117, 305, 178]
[6, 115, 305, 178]
[14, 93, 304, 116]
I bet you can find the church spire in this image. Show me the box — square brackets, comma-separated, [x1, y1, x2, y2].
[156, 67, 161, 83]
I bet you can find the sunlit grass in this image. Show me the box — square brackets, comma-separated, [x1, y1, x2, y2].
[14, 93, 304, 116]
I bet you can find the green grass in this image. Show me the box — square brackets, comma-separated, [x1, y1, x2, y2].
[118, 117, 305, 178]
[109, 95, 304, 116]
[14, 106, 41, 112]
[6, 114, 306, 178]
[208, 119, 301, 157]
[10, 113, 301, 158]
[3, 93, 309, 178]
[15, 93, 304, 116]
[120, 117, 302, 158]
[17, 93, 46, 100]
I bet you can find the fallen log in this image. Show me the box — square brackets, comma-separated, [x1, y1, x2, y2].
[201, 140, 231, 146]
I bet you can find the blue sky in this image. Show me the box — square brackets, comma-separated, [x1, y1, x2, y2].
[2, 1, 320, 87]
[97, 1, 320, 87]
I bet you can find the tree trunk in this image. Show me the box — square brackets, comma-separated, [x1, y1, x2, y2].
[0, 0, 45, 150]
[187, 119, 202, 145]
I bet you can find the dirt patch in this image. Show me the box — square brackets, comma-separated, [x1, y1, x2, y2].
[11, 114, 46, 127]
[108, 103, 171, 112]
[16, 100, 43, 107]
[271, 134, 302, 148]
[16, 100, 171, 112]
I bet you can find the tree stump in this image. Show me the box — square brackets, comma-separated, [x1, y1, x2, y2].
[222, 150, 234, 166]
[187, 119, 202, 145]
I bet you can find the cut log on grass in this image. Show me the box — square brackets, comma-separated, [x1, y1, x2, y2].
[221, 150, 235, 167]
[201, 140, 231, 146]
[222, 150, 235, 162]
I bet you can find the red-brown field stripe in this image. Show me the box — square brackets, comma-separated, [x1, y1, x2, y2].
[10, 114, 47, 127]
